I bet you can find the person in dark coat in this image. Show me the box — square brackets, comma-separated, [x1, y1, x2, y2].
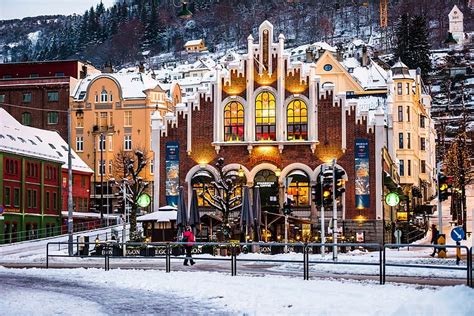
[430, 224, 439, 257]
[182, 226, 195, 266]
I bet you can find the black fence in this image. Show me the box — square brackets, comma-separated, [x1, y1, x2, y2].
[45, 241, 473, 287]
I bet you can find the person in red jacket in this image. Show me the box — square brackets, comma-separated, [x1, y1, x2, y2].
[182, 226, 195, 266]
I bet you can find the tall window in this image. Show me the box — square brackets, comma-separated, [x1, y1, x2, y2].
[407, 160, 411, 176]
[108, 160, 113, 174]
[124, 135, 132, 151]
[287, 99, 308, 140]
[4, 187, 11, 206]
[421, 160, 426, 174]
[224, 101, 244, 141]
[420, 115, 426, 128]
[420, 137, 426, 151]
[192, 171, 215, 207]
[255, 91, 276, 141]
[124, 111, 132, 126]
[14, 188, 20, 207]
[406, 106, 410, 122]
[76, 136, 84, 152]
[399, 160, 405, 176]
[99, 112, 108, 127]
[22, 112, 32, 126]
[407, 132, 411, 149]
[286, 171, 310, 206]
[406, 83, 410, 95]
[398, 133, 404, 149]
[0, 94, 5, 102]
[397, 83, 402, 95]
[101, 89, 108, 102]
[47, 112, 59, 125]
[98, 160, 106, 175]
[76, 112, 84, 127]
[98, 135, 106, 151]
[150, 159, 154, 174]
[46, 191, 50, 210]
[398, 106, 403, 122]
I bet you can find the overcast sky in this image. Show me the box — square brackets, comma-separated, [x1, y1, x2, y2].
[0, 0, 116, 20]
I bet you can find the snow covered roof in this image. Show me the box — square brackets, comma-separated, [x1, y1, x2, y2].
[344, 58, 388, 90]
[72, 72, 162, 100]
[184, 39, 204, 47]
[137, 210, 177, 222]
[0, 108, 93, 173]
[391, 59, 412, 79]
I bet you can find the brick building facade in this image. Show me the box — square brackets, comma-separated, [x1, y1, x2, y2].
[152, 22, 388, 243]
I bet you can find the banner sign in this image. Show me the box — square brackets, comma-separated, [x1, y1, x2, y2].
[165, 142, 179, 207]
[355, 138, 370, 209]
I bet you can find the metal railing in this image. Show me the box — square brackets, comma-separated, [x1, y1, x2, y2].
[45, 241, 474, 287]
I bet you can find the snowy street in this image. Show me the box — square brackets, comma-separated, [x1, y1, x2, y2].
[1, 267, 473, 315]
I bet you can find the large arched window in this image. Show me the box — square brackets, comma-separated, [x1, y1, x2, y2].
[286, 170, 310, 207]
[224, 101, 244, 141]
[287, 99, 308, 140]
[255, 91, 276, 141]
[192, 170, 215, 207]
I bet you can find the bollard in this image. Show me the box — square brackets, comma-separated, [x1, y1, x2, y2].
[456, 241, 461, 266]
[46, 243, 49, 269]
[166, 244, 171, 273]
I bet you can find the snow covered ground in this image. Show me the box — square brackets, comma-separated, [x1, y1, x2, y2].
[1, 267, 473, 315]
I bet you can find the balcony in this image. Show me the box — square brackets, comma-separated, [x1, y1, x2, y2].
[92, 124, 115, 135]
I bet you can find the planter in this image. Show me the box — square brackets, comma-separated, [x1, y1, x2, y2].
[171, 246, 182, 256]
[202, 245, 214, 255]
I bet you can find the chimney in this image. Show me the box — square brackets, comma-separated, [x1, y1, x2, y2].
[305, 47, 313, 63]
[80, 65, 88, 79]
[103, 61, 113, 74]
[362, 45, 368, 67]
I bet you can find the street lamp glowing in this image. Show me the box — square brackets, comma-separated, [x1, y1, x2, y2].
[238, 166, 245, 178]
[274, 168, 281, 177]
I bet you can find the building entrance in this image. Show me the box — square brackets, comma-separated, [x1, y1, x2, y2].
[254, 169, 280, 213]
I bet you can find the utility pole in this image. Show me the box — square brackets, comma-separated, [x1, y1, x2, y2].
[100, 133, 104, 223]
[332, 159, 338, 260]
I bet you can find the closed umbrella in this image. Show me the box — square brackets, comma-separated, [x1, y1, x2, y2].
[253, 186, 262, 241]
[240, 186, 254, 242]
[176, 186, 188, 239]
[188, 190, 201, 236]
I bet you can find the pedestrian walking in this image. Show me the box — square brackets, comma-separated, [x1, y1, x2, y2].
[182, 226, 195, 266]
[430, 224, 439, 257]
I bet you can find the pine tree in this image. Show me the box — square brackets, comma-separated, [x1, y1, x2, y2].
[395, 13, 413, 67]
[409, 15, 432, 78]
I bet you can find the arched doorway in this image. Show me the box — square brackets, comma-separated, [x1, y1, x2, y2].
[254, 169, 279, 213]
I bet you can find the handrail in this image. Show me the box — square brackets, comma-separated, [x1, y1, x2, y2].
[45, 241, 473, 287]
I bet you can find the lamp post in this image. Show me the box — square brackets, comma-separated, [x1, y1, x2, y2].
[100, 133, 105, 223]
[67, 107, 73, 256]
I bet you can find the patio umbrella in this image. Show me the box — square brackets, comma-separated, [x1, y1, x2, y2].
[240, 186, 254, 242]
[188, 190, 201, 236]
[176, 186, 188, 239]
[253, 186, 262, 241]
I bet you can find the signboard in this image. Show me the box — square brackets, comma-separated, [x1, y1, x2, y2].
[165, 142, 179, 207]
[356, 232, 365, 243]
[137, 193, 151, 208]
[0, 206, 3, 214]
[385, 192, 400, 207]
[355, 138, 370, 209]
[450, 226, 465, 242]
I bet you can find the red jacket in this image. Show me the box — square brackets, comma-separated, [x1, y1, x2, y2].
[183, 230, 195, 246]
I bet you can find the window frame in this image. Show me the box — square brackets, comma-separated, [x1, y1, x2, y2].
[47, 91, 59, 102]
[22, 112, 32, 126]
[124, 135, 132, 151]
[255, 91, 276, 141]
[398, 106, 403, 122]
[398, 133, 404, 149]
[47, 111, 59, 125]
[76, 136, 84, 152]
[22, 92, 32, 103]
[287, 99, 308, 141]
[224, 101, 245, 142]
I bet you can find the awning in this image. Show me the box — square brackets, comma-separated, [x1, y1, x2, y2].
[137, 210, 177, 222]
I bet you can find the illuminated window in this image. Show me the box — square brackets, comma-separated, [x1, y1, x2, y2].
[255, 91, 276, 141]
[191, 170, 215, 207]
[287, 99, 308, 140]
[224, 101, 244, 141]
[287, 170, 310, 207]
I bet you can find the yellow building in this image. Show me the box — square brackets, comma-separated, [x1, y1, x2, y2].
[70, 71, 181, 213]
[388, 60, 436, 219]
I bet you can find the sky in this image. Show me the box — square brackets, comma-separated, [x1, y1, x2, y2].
[0, 0, 116, 20]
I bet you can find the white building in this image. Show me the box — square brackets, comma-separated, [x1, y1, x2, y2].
[448, 5, 465, 46]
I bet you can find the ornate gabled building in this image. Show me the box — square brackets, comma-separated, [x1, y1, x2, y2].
[151, 21, 402, 243]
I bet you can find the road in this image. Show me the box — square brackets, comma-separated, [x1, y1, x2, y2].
[0, 270, 226, 315]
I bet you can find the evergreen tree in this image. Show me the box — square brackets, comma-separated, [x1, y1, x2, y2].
[395, 14, 432, 78]
[409, 15, 432, 78]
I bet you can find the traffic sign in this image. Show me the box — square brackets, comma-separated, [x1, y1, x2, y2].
[0, 206, 4, 214]
[394, 229, 402, 238]
[451, 226, 465, 242]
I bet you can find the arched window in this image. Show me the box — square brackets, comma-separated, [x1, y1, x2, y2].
[255, 91, 276, 141]
[286, 170, 310, 207]
[101, 89, 108, 102]
[224, 101, 244, 141]
[191, 170, 215, 207]
[287, 99, 308, 140]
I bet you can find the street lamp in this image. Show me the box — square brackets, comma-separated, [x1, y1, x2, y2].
[67, 107, 73, 256]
